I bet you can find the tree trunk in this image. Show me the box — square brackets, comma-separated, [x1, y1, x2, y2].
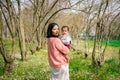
[0, 47, 14, 74]
[0, 11, 14, 74]
[84, 34, 88, 58]
[6, 0, 16, 59]
[92, 25, 98, 66]
[17, 0, 27, 60]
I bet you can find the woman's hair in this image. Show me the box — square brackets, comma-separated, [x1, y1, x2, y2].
[61, 26, 69, 31]
[46, 22, 59, 38]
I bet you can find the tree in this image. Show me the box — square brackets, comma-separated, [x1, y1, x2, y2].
[91, 0, 120, 66]
[0, 0, 18, 73]
[17, 0, 27, 60]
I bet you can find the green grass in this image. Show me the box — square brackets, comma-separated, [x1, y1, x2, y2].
[0, 55, 4, 76]
[0, 49, 50, 80]
[89, 40, 120, 47]
[107, 40, 120, 47]
[69, 50, 120, 80]
[0, 48, 119, 80]
[0, 40, 120, 80]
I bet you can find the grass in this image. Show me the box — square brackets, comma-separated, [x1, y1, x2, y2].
[107, 40, 120, 47]
[0, 48, 120, 80]
[0, 40, 120, 80]
[0, 49, 50, 80]
[89, 40, 120, 47]
[69, 50, 120, 80]
[0, 55, 4, 76]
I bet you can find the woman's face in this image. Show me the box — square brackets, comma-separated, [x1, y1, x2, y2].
[52, 25, 59, 36]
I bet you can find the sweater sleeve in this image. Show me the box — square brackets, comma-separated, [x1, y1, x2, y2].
[55, 38, 69, 55]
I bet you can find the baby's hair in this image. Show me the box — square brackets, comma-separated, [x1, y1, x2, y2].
[61, 26, 69, 31]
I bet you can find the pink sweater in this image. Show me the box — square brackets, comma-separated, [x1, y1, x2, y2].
[47, 38, 69, 68]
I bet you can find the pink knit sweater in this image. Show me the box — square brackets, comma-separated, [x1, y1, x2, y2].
[47, 37, 69, 68]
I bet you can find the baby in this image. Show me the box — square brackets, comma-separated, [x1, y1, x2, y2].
[60, 26, 72, 62]
[60, 26, 72, 49]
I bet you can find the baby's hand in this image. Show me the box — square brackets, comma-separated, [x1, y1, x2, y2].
[64, 55, 70, 62]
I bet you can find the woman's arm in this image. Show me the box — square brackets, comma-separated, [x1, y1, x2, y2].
[55, 38, 69, 55]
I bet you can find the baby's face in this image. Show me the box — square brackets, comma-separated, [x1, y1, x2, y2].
[62, 27, 68, 35]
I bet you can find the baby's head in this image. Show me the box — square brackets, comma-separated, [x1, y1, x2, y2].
[61, 26, 69, 35]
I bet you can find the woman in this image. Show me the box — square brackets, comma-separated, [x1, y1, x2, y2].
[47, 22, 70, 80]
